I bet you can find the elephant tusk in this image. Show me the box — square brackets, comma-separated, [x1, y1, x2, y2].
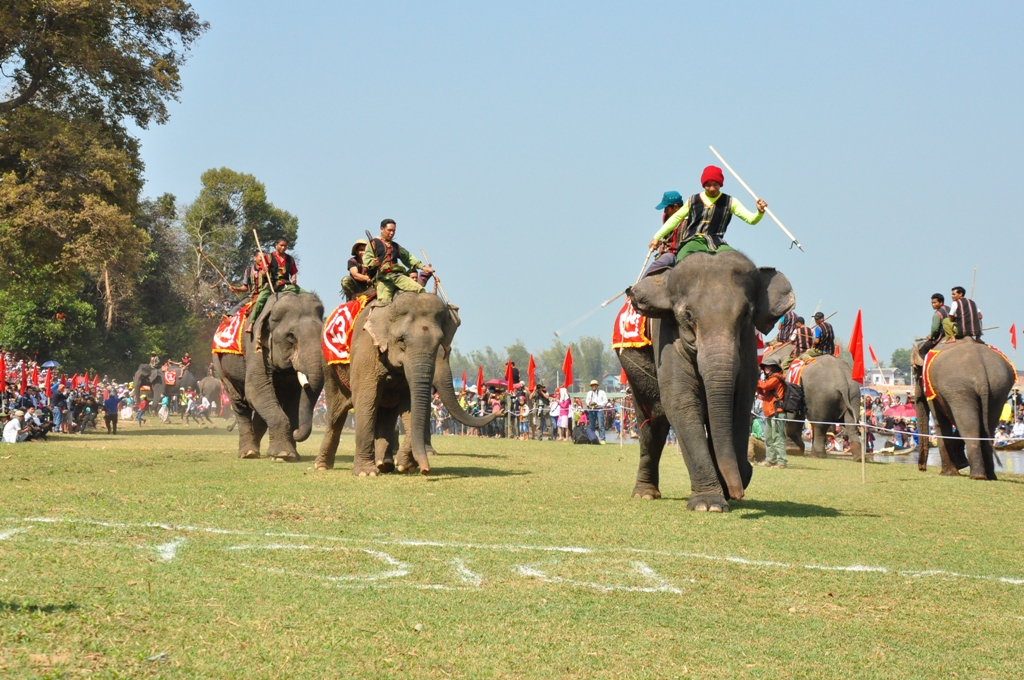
[296, 371, 309, 388]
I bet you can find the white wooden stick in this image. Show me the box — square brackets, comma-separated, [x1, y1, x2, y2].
[601, 248, 655, 308]
[709, 146, 803, 252]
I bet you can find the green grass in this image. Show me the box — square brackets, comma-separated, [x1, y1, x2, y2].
[1, 422, 1022, 678]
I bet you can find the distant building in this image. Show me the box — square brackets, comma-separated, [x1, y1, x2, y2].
[865, 367, 900, 386]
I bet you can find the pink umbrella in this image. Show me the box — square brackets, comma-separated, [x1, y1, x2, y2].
[884, 404, 916, 418]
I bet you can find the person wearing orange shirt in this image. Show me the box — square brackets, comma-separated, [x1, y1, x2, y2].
[756, 358, 787, 469]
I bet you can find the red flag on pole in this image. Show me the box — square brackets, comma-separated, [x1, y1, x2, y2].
[619, 366, 627, 387]
[31, 363, 38, 387]
[70, 373, 78, 388]
[505, 359, 514, 391]
[1011, 324, 1017, 350]
[19, 361, 28, 396]
[476, 366, 484, 398]
[848, 309, 865, 384]
[561, 348, 573, 390]
[92, 373, 99, 387]
[527, 355, 536, 393]
[461, 369, 467, 391]
[83, 370, 89, 387]
[833, 341, 841, 358]
[0, 351, 6, 388]
[44, 369, 52, 398]
[868, 344, 878, 366]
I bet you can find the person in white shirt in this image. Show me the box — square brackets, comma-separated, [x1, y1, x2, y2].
[3, 410, 30, 444]
[1011, 417, 1024, 439]
[585, 380, 609, 443]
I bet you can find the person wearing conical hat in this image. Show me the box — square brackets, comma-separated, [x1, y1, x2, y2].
[647, 166, 767, 272]
[341, 239, 374, 300]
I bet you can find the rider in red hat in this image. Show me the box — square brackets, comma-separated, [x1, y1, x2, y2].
[646, 165, 767, 272]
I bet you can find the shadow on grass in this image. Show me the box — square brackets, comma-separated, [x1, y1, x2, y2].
[426, 467, 530, 480]
[438, 453, 506, 459]
[0, 601, 79, 614]
[731, 499, 879, 519]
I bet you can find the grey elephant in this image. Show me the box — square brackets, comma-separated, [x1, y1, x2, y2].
[214, 291, 325, 460]
[620, 250, 794, 512]
[911, 341, 1014, 479]
[132, 364, 197, 407]
[779, 355, 862, 458]
[316, 292, 501, 475]
[198, 376, 222, 415]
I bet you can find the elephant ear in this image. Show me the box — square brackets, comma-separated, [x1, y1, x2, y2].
[439, 305, 461, 359]
[754, 267, 795, 335]
[627, 271, 674, 319]
[363, 306, 390, 353]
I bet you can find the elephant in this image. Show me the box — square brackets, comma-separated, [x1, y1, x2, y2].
[132, 364, 197, 407]
[315, 292, 501, 476]
[778, 355, 862, 459]
[911, 340, 1014, 479]
[198, 376, 223, 416]
[214, 290, 326, 461]
[619, 250, 794, 512]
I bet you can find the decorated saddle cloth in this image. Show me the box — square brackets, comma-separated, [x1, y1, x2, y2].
[922, 340, 1014, 401]
[786, 357, 815, 385]
[212, 299, 255, 355]
[611, 299, 651, 349]
[322, 295, 372, 365]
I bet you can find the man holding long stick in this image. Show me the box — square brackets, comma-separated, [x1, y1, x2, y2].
[363, 219, 433, 302]
[247, 237, 299, 333]
[645, 166, 767, 274]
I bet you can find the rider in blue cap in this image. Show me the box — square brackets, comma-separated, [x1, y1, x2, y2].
[643, 191, 686, 275]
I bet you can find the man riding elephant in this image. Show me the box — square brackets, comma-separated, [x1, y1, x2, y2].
[246, 237, 299, 333]
[919, 293, 953, 357]
[948, 285, 983, 341]
[341, 239, 373, 301]
[799, 312, 835, 360]
[363, 219, 433, 302]
[644, 166, 768, 275]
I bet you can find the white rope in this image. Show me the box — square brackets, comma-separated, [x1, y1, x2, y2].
[770, 415, 1012, 444]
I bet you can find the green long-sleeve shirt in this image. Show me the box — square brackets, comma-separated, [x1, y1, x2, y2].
[363, 240, 423, 275]
[653, 190, 764, 241]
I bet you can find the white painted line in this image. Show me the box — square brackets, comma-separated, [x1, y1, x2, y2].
[453, 558, 483, 587]
[0, 528, 27, 540]
[514, 562, 682, 594]
[155, 538, 186, 562]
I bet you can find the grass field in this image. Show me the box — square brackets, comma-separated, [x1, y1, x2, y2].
[1, 423, 1022, 678]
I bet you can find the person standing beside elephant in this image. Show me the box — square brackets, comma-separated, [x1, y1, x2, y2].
[646, 166, 767, 267]
[363, 219, 433, 302]
[948, 286, 983, 341]
[341, 239, 373, 300]
[756, 359, 787, 469]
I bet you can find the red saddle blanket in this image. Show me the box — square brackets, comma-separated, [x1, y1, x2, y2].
[322, 296, 371, 365]
[786, 357, 813, 385]
[611, 299, 651, 349]
[212, 300, 254, 355]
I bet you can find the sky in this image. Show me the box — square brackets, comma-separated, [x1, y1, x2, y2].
[134, 1, 1024, 364]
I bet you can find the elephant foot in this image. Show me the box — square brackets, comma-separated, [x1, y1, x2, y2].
[687, 493, 730, 513]
[270, 451, 300, 463]
[239, 449, 260, 459]
[917, 463, 928, 472]
[631, 483, 661, 500]
[353, 459, 379, 477]
[376, 459, 395, 474]
[940, 466, 961, 477]
[315, 463, 332, 471]
[396, 463, 419, 473]
[808, 451, 827, 459]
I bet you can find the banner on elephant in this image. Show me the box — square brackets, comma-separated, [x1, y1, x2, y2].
[611, 299, 651, 349]
[212, 301, 253, 355]
[322, 296, 370, 365]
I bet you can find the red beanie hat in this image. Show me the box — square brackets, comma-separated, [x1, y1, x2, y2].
[700, 165, 725, 187]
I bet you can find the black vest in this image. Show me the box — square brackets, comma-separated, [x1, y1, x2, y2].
[372, 238, 403, 274]
[778, 311, 797, 343]
[953, 298, 981, 338]
[816, 322, 835, 355]
[935, 304, 949, 321]
[267, 252, 295, 287]
[669, 193, 733, 253]
[794, 326, 815, 354]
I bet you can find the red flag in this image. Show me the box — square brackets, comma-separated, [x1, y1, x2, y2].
[756, 331, 766, 363]
[70, 373, 78, 388]
[833, 341, 841, 358]
[619, 366, 627, 387]
[0, 351, 5, 388]
[60, 373, 66, 388]
[31, 363, 39, 387]
[505, 359, 514, 391]
[561, 348, 573, 390]
[1011, 324, 1018, 350]
[868, 344, 879, 366]
[44, 369, 53, 398]
[93, 373, 99, 387]
[476, 365, 484, 398]
[19, 361, 27, 396]
[83, 370, 89, 386]
[527, 355, 536, 393]
[461, 369, 467, 391]
[848, 309, 865, 384]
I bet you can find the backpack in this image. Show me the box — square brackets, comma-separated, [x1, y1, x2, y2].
[780, 381, 805, 416]
[571, 424, 591, 444]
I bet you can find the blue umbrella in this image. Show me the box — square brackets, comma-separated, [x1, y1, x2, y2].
[41, 360, 60, 368]
[860, 387, 880, 397]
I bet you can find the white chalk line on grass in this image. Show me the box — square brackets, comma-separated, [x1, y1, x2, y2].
[0, 527, 28, 540]
[515, 561, 684, 594]
[7, 516, 1024, 587]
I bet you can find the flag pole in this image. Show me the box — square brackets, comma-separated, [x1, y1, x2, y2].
[709, 146, 803, 251]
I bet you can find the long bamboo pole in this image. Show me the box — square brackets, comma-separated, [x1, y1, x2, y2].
[252, 230, 275, 294]
[195, 247, 243, 297]
[709, 146, 803, 251]
[602, 247, 656, 308]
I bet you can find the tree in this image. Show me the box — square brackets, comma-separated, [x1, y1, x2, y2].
[574, 336, 607, 385]
[0, 1, 208, 127]
[890, 347, 912, 377]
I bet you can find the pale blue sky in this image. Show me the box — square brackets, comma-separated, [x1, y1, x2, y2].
[135, 1, 1024, 363]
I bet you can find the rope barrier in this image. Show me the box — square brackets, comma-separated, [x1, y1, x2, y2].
[769, 414, 1013, 444]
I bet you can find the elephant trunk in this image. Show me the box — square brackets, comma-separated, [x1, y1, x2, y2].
[292, 350, 325, 443]
[698, 345, 745, 500]
[433, 352, 501, 428]
[405, 354, 437, 473]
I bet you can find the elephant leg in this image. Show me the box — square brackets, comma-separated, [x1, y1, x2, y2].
[396, 409, 416, 473]
[374, 405, 398, 474]
[783, 418, 804, 455]
[316, 391, 350, 471]
[633, 416, 670, 499]
[351, 382, 381, 477]
[932, 407, 964, 476]
[954, 405, 989, 480]
[809, 422, 828, 458]
[234, 404, 262, 459]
